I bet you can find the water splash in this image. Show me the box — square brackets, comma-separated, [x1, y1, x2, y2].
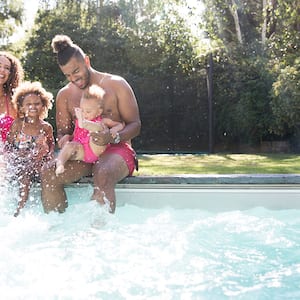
[0, 163, 300, 299]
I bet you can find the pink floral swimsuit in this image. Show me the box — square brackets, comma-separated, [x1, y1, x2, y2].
[0, 96, 14, 142]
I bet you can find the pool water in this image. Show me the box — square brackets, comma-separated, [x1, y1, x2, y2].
[1, 181, 300, 300]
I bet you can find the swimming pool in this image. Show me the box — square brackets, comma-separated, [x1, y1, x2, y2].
[1, 175, 300, 299]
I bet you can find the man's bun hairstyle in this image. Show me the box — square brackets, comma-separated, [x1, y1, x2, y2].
[51, 35, 73, 53]
[51, 34, 85, 66]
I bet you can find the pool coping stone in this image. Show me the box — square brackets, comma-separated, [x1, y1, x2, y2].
[77, 174, 300, 185]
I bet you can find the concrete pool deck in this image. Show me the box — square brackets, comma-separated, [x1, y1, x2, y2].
[78, 173, 300, 186]
[71, 174, 300, 211]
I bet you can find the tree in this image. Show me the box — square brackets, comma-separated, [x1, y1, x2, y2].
[270, 58, 300, 136]
[0, 0, 24, 46]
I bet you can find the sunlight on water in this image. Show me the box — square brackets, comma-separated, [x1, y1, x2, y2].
[0, 153, 300, 299]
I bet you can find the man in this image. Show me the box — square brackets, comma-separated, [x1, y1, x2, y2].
[41, 34, 141, 213]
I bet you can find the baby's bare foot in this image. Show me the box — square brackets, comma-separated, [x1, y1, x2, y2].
[55, 164, 65, 176]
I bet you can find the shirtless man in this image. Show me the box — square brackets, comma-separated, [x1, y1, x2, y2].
[41, 35, 141, 213]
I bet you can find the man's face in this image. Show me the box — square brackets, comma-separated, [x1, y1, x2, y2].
[60, 56, 90, 90]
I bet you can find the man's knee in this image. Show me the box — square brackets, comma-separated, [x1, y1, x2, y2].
[93, 167, 112, 186]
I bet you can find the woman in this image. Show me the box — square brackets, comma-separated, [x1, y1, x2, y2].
[0, 51, 24, 143]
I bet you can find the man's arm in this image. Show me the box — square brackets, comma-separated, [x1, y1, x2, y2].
[115, 76, 141, 142]
[55, 88, 74, 148]
[90, 76, 141, 146]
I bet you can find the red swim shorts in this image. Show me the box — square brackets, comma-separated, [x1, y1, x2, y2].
[103, 142, 138, 176]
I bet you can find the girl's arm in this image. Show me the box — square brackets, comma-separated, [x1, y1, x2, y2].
[34, 123, 55, 160]
[45, 123, 55, 155]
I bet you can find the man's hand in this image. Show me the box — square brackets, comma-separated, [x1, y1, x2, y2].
[90, 127, 113, 146]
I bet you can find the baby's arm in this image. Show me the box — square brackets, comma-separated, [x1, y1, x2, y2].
[102, 118, 125, 138]
[75, 107, 105, 132]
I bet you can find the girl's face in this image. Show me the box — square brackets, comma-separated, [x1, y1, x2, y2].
[21, 94, 43, 119]
[0, 56, 11, 87]
[80, 97, 102, 120]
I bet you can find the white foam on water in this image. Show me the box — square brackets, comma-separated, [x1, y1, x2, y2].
[0, 154, 300, 299]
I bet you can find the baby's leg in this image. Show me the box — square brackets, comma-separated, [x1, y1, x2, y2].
[56, 142, 85, 175]
[89, 140, 106, 158]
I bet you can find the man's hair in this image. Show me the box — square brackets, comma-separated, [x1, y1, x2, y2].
[51, 35, 85, 66]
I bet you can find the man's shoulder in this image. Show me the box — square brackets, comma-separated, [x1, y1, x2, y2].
[57, 83, 74, 96]
[94, 72, 125, 85]
[56, 83, 80, 104]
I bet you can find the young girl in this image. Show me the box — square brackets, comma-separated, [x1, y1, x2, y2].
[0, 51, 24, 144]
[6, 81, 55, 217]
[55, 84, 124, 175]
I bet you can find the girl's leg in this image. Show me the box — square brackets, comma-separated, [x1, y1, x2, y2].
[14, 175, 31, 217]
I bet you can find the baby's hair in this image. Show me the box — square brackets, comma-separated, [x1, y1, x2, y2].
[12, 81, 53, 119]
[51, 34, 85, 66]
[82, 85, 105, 109]
[0, 51, 24, 98]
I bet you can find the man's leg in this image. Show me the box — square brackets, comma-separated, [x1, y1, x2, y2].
[92, 153, 129, 213]
[41, 160, 92, 213]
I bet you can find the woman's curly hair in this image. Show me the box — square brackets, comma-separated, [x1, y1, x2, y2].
[0, 51, 24, 98]
[12, 81, 53, 120]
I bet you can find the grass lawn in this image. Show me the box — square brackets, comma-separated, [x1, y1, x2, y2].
[135, 153, 300, 175]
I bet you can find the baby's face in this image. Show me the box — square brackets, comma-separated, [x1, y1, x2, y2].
[80, 97, 102, 120]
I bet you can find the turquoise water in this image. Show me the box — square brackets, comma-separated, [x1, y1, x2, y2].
[1, 181, 300, 299]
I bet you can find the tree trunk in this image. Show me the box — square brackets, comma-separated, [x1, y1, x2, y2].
[262, 0, 267, 48]
[230, 0, 243, 44]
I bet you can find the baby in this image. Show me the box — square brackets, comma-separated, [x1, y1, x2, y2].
[56, 84, 124, 175]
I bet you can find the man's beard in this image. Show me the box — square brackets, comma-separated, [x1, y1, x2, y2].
[75, 68, 91, 90]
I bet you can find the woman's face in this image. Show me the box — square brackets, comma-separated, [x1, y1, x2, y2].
[0, 56, 11, 87]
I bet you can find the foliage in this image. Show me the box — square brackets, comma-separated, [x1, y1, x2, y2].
[270, 58, 300, 135]
[0, 0, 23, 45]
[201, 0, 300, 149]
[4, 0, 299, 153]
[22, 0, 206, 151]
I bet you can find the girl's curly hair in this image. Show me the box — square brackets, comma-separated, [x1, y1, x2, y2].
[0, 51, 24, 98]
[12, 81, 53, 120]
